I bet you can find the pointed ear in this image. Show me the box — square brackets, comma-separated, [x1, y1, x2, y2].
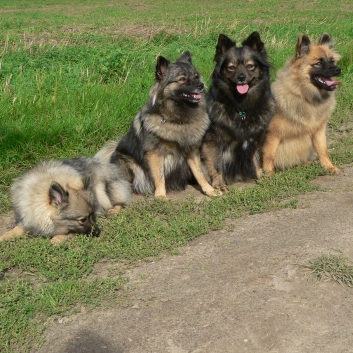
[318, 33, 333, 48]
[155, 56, 170, 81]
[295, 33, 311, 58]
[176, 50, 193, 64]
[242, 31, 265, 52]
[49, 181, 69, 206]
[82, 176, 91, 191]
[215, 34, 236, 60]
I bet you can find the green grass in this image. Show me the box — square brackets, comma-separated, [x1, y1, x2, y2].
[1, 0, 353, 351]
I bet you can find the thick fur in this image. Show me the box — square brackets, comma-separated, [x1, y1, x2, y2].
[262, 33, 342, 174]
[0, 158, 131, 244]
[97, 51, 216, 199]
[201, 31, 275, 189]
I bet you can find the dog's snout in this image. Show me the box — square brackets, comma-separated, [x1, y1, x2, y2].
[237, 73, 246, 82]
[334, 66, 341, 76]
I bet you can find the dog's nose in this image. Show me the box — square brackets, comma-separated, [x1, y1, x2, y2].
[197, 82, 204, 90]
[92, 226, 101, 237]
[237, 73, 246, 82]
[334, 66, 341, 76]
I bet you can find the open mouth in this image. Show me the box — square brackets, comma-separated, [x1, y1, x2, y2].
[236, 84, 250, 95]
[180, 92, 202, 102]
[313, 76, 341, 91]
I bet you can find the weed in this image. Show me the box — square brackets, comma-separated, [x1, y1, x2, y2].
[307, 252, 353, 288]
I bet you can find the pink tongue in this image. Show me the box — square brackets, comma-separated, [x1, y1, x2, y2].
[236, 84, 249, 94]
[193, 93, 202, 99]
[322, 77, 341, 87]
[326, 79, 341, 87]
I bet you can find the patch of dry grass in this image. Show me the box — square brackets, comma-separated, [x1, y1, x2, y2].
[307, 252, 353, 288]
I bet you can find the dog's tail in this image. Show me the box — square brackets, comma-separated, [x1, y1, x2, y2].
[94, 140, 119, 163]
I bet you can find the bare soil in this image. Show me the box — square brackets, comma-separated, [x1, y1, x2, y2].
[3, 167, 353, 353]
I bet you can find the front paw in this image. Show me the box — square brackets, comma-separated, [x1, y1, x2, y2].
[327, 165, 340, 174]
[206, 188, 223, 197]
[155, 194, 168, 200]
[214, 184, 229, 192]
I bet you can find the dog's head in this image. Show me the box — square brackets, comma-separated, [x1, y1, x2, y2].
[48, 179, 100, 237]
[213, 31, 271, 96]
[153, 51, 205, 105]
[294, 33, 341, 91]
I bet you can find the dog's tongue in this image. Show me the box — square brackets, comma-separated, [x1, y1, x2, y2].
[321, 76, 341, 87]
[236, 84, 249, 94]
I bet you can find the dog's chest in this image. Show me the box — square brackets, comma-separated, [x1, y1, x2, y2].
[144, 113, 209, 147]
[214, 107, 267, 141]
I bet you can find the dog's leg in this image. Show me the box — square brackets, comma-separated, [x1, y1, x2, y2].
[312, 123, 340, 174]
[188, 154, 220, 197]
[201, 144, 227, 191]
[253, 154, 263, 179]
[50, 234, 74, 245]
[262, 133, 281, 176]
[146, 151, 167, 199]
[0, 224, 26, 241]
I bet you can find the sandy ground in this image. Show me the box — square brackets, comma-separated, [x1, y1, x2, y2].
[4, 167, 353, 353]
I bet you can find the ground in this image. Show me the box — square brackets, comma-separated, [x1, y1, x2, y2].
[3, 167, 353, 353]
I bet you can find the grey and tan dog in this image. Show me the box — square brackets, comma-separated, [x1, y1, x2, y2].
[0, 157, 131, 245]
[97, 51, 217, 199]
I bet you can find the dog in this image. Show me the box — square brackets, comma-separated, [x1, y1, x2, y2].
[0, 157, 131, 245]
[96, 50, 217, 199]
[262, 33, 341, 175]
[201, 31, 275, 190]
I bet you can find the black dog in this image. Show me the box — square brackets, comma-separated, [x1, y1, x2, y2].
[202, 31, 275, 189]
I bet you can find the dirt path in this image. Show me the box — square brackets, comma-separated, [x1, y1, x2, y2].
[24, 166, 353, 352]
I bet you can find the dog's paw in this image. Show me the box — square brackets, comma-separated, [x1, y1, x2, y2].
[215, 184, 229, 192]
[262, 169, 274, 177]
[50, 234, 72, 245]
[327, 166, 340, 174]
[155, 194, 168, 200]
[107, 205, 122, 215]
[207, 188, 223, 197]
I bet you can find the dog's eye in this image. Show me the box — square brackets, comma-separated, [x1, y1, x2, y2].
[78, 217, 88, 224]
[227, 65, 236, 72]
[315, 61, 323, 66]
[179, 76, 187, 82]
[194, 73, 199, 79]
[246, 64, 255, 70]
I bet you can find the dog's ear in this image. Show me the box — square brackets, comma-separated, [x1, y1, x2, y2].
[318, 33, 333, 48]
[155, 56, 170, 80]
[215, 34, 236, 60]
[295, 33, 311, 58]
[242, 31, 265, 52]
[49, 181, 69, 206]
[176, 50, 193, 65]
[82, 176, 91, 191]
[155, 56, 170, 81]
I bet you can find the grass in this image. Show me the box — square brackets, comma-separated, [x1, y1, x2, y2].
[307, 252, 353, 288]
[0, 0, 353, 352]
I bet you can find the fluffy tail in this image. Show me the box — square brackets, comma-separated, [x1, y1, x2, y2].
[94, 140, 119, 163]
